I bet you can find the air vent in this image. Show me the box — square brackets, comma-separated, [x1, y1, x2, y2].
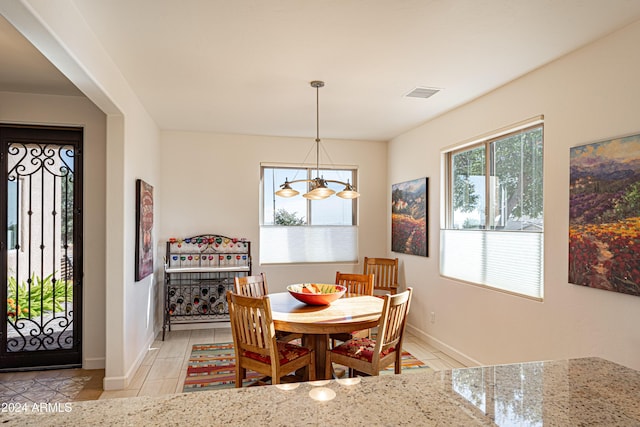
[405, 86, 440, 99]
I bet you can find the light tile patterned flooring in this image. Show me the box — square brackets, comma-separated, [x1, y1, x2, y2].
[0, 327, 466, 402]
[0, 368, 104, 404]
[99, 326, 466, 399]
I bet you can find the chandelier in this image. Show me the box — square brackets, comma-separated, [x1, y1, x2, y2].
[275, 81, 360, 200]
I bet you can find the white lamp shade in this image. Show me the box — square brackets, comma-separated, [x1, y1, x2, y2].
[275, 187, 300, 197]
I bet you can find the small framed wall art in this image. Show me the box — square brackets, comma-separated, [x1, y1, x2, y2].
[135, 179, 154, 281]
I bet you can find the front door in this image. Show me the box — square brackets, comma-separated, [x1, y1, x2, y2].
[0, 125, 83, 370]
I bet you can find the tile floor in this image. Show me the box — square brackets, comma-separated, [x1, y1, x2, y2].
[99, 326, 466, 399]
[0, 326, 466, 402]
[0, 368, 104, 404]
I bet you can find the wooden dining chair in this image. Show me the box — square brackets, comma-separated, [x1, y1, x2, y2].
[226, 291, 316, 387]
[331, 272, 376, 347]
[234, 273, 302, 343]
[325, 287, 412, 378]
[335, 272, 375, 296]
[234, 273, 268, 297]
[363, 257, 399, 294]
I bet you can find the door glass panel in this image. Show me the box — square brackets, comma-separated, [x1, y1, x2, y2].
[6, 143, 76, 352]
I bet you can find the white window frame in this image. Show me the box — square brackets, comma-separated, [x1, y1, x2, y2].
[440, 118, 544, 300]
[260, 164, 358, 264]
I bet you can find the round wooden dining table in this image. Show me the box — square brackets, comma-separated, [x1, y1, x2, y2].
[269, 291, 384, 379]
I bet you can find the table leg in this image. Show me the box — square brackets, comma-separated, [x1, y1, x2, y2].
[303, 333, 330, 380]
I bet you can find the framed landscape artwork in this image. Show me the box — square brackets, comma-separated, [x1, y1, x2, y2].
[135, 179, 154, 281]
[569, 133, 640, 297]
[392, 177, 428, 257]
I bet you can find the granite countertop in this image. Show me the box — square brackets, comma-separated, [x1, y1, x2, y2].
[1, 357, 639, 426]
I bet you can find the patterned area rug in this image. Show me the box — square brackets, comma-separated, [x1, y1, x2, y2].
[182, 342, 431, 393]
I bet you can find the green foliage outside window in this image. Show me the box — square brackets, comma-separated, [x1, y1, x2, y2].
[6, 273, 73, 319]
[452, 145, 484, 214]
[492, 128, 544, 220]
[274, 208, 305, 226]
[451, 125, 543, 228]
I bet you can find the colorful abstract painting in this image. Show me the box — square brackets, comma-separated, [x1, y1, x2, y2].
[392, 177, 428, 257]
[569, 134, 640, 296]
[135, 179, 154, 281]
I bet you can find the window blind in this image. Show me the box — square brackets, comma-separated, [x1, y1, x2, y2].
[440, 229, 543, 299]
[260, 225, 357, 264]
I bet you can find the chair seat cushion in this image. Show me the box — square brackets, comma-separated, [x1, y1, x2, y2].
[330, 337, 394, 362]
[243, 341, 311, 366]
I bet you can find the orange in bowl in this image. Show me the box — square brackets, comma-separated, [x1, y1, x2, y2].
[287, 283, 346, 305]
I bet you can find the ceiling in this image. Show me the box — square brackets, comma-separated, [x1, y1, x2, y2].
[0, 15, 82, 96]
[2, 1, 640, 141]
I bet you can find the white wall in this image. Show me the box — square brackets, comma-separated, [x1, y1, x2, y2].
[159, 131, 388, 293]
[390, 20, 640, 370]
[119, 105, 160, 387]
[0, 90, 107, 369]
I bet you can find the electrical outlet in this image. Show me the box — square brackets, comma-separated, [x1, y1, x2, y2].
[430, 312, 435, 323]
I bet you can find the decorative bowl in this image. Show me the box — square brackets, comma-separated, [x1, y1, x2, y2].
[287, 283, 346, 306]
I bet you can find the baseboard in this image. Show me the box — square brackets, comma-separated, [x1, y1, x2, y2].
[102, 332, 156, 391]
[167, 322, 231, 331]
[406, 323, 483, 367]
[102, 373, 127, 391]
[83, 356, 105, 370]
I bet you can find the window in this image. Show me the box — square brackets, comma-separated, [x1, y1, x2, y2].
[441, 121, 544, 299]
[260, 165, 358, 264]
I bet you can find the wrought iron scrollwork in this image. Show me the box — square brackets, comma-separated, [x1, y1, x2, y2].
[6, 312, 74, 352]
[5, 140, 77, 353]
[8, 143, 74, 180]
